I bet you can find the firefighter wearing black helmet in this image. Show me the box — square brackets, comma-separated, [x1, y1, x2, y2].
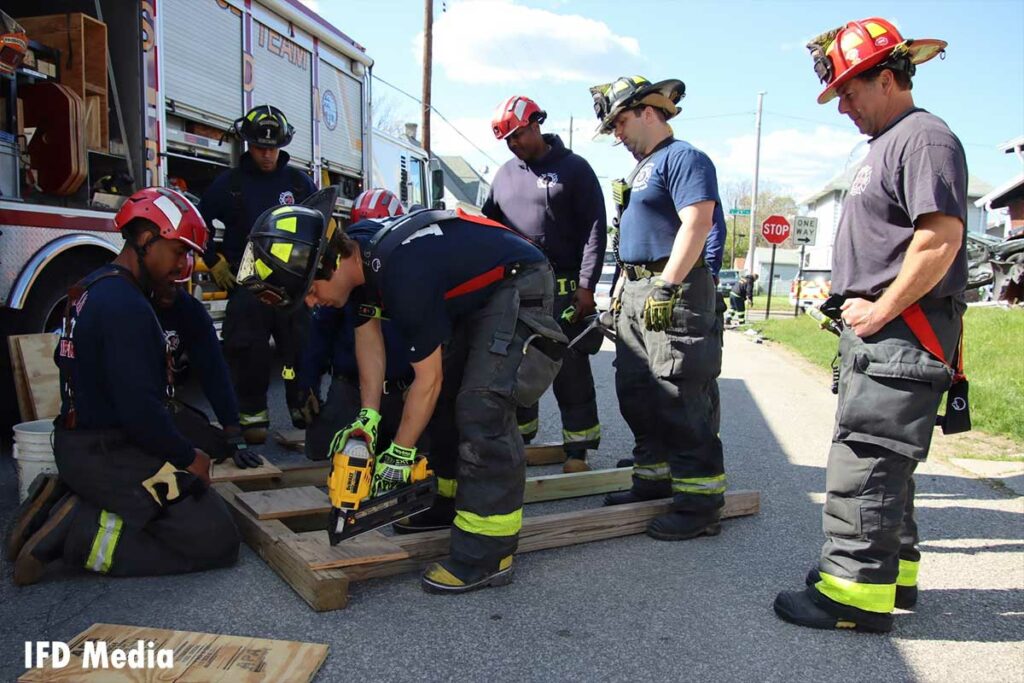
[199, 104, 317, 443]
[590, 75, 728, 541]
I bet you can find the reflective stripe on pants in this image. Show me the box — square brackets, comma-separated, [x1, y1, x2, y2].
[85, 510, 123, 574]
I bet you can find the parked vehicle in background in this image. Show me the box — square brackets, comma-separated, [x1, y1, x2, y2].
[789, 269, 832, 309]
[717, 269, 740, 295]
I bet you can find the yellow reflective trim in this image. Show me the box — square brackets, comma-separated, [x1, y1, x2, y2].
[563, 425, 601, 444]
[518, 419, 538, 435]
[671, 474, 727, 495]
[270, 242, 293, 263]
[254, 259, 273, 280]
[86, 510, 123, 574]
[240, 410, 269, 425]
[454, 508, 522, 537]
[272, 206, 292, 216]
[864, 22, 886, 38]
[277, 216, 298, 233]
[246, 110, 258, 121]
[281, 366, 296, 380]
[840, 32, 864, 51]
[897, 559, 919, 587]
[437, 477, 457, 499]
[816, 571, 895, 613]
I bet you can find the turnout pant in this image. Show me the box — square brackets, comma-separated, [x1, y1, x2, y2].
[304, 375, 410, 461]
[53, 427, 240, 577]
[726, 293, 747, 324]
[615, 266, 726, 514]
[427, 263, 563, 570]
[815, 299, 962, 613]
[222, 286, 309, 427]
[516, 271, 600, 451]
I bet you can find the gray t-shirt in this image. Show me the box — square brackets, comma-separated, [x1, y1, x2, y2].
[832, 108, 968, 300]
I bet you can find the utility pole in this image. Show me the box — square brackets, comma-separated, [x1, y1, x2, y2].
[568, 115, 573, 150]
[746, 92, 765, 277]
[421, 0, 433, 155]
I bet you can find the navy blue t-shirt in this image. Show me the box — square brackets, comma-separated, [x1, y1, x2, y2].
[350, 214, 545, 362]
[299, 303, 414, 391]
[618, 139, 726, 266]
[155, 288, 239, 429]
[57, 266, 195, 468]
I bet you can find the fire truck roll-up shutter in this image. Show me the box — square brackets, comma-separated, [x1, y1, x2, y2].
[318, 59, 363, 174]
[252, 20, 314, 165]
[163, 0, 243, 126]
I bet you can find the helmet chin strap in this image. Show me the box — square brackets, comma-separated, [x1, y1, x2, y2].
[131, 233, 162, 294]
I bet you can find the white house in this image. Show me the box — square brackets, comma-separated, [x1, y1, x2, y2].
[798, 166, 992, 270]
[750, 248, 803, 295]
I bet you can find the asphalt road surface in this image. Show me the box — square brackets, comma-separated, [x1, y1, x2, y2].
[1, 331, 1021, 681]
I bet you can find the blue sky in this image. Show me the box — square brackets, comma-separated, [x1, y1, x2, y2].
[304, 0, 1023, 209]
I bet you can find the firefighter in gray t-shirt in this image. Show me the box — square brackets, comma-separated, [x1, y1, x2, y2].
[774, 17, 970, 633]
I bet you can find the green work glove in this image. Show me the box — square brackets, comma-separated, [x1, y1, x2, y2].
[372, 442, 417, 496]
[643, 278, 681, 332]
[210, 255, 237, 291]
[328, 408, 382, 458]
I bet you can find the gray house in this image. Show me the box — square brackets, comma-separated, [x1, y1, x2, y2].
[438, 156, 491, 211]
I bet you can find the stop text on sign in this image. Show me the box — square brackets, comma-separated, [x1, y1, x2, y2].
[761, 215, 791, 245]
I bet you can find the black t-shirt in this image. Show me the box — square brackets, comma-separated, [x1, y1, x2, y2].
[351, 214, 545, 362]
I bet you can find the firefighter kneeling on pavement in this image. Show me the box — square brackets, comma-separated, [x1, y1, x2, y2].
[238, 202, 566, 594]
[9, 188, 240, 585]
[199, 104, 317, 443]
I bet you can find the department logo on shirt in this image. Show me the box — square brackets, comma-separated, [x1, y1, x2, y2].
[632, 163, 654, 191]
[850, 165, 872, 196]
[164, 329, 181, 354]
[279, 191, 296, 205]
[536, 172, 559, 189]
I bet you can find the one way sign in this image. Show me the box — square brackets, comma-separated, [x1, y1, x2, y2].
[793, 216, 818, 246]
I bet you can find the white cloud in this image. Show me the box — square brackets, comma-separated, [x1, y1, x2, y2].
[713, 126, 867, 202]
[297, 0, 321, 13]
[419, 1, 642, 84]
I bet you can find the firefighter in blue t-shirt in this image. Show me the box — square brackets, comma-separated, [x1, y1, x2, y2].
[589, 76, 727, 541]
[199, 105, 317, 444]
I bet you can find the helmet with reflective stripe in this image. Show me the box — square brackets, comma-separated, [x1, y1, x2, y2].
[233, 104, 295, 148]
[491, 96, 547, 140]
[351, 188, 405, 223]
[114, 187, 209, 253]
[589, 76, 685, 135]
[806, 18, 946, 105]
[238, 204, 328, 309]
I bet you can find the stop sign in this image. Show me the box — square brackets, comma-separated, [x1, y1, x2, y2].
[761, 215, 791, 245]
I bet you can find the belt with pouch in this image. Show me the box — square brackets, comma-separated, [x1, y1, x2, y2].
[621, 256, 704, 281]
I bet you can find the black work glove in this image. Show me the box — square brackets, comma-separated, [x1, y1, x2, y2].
[224, 434, 263, 469]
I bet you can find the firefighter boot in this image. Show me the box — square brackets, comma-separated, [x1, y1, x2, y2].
[604, 481, 671, 506]
[806, 568, 918, 609]
[774, 586, 893, 633]
[14, 494, 81, 586]
[421, 555, 514, 594]
[392, 497, 456, 534]
[563, 449, 591, 474]
[646, 510, 722, 541]
[7, 474, 67, 560]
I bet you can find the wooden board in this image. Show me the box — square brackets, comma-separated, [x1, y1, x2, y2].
[237, 486, 329, 520]
[8, 336, 34, 423]
[523, 467, 631, 503]
[289, 530, 408, 571]
[273, 429, 567, 465]
[11, 334, 60, 421]
[18, 622, 327, 682]
[210, 455, 282, 484]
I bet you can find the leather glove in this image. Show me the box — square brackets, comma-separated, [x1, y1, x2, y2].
[225, 433, 263, 469]
[643, 278, 681, 332]
[371, 442, 417, 496]
[210, 255, 237, 291]
[327, 408, 382, 459]
[290, 388, 321, 429]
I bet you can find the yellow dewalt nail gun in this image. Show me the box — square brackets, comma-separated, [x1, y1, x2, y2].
[326, 438, 436, 545]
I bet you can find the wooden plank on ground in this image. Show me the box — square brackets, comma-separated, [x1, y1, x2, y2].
[237, 486, 329, 520]
[210, 455, 282, 484]
[15, 334, 61, 420]
[216, 482, 350, 611]
[290, 529, 409, 570]
[18, 622, 328, 682]
[274, 428, 306, 451]
[8, 336, 34, 422]
[524, 467, 631, 503]
[345, 490, 760, 581]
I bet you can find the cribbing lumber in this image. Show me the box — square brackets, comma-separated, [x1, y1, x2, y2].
[344, 490, 760, 581]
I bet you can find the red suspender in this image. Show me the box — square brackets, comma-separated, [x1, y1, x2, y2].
[900, 302, 965, 382]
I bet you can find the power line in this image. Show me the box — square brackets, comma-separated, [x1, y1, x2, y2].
[372, 73, 501, 166]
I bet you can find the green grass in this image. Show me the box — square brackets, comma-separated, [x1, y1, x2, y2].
[751, 307, 1024, 444]
[750, 293, 793, 311]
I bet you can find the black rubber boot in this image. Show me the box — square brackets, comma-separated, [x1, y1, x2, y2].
[616, 458, 634, 468]
[14, 493, 81, 586]
[774, 587, 893, 633]
[421, 555, 514, 594]
[646, 510, 722, 541]
[805, 568, 917, 609]
[603, 488, 670, 506]
[7, 474, 68, 561]
[392, 497, 456, 534]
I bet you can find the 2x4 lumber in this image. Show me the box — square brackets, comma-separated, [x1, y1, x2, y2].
[344, 490, 760, 581]
[210, 455, 282, 484]
[216, 482, 349, 612]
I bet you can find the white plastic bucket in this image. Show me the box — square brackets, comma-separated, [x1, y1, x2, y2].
[12, 419, 58, 501]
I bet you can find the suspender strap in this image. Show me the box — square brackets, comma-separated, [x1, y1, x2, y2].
[444, 265, 507, 300]
[900, 302, 965, 382]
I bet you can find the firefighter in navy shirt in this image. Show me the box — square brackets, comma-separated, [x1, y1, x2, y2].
[11, 188, 239, 585]
[240, 203, 566, 594]
[590, 75, 727, 541]
[483, 96, 606, 473]
[199, 104, 317, 443]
